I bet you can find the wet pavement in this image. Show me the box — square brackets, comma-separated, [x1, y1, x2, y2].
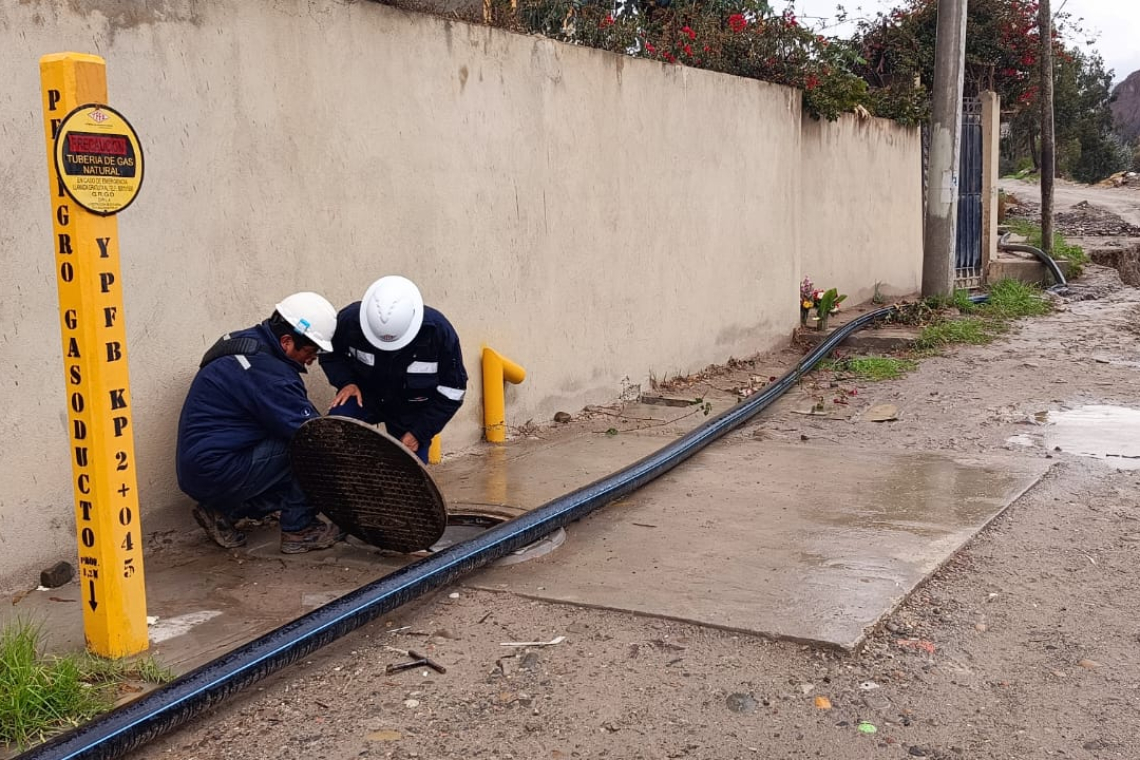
[470, 441, 1048, 649]
[3, 394, 1048, 673]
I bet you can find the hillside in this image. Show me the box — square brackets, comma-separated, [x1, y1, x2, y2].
[1112, 69, 1140, 141]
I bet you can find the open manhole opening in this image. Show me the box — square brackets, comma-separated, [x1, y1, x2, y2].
[427, 512, 566, 565]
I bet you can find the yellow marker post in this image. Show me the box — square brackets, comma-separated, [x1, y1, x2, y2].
[40, 53, 148, 657]
[428, 435, 442, 465]
[482, 347, 526, 443]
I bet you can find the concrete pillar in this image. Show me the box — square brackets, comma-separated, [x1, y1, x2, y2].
[980, 90, 1000, 280]
[921, 0, 969, 297]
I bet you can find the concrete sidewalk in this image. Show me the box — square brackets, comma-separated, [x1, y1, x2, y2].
[4, 380, 1048, 678]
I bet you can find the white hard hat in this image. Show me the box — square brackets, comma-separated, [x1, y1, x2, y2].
[275, 292, 337, 352]
[359, 275, 424, 352]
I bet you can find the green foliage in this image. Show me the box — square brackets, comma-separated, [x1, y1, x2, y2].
[0, 620, 174, 748]
[511, 0, 885, 121]
[831, 356, 917, 381]
[916, 317, 1003, 350]
[815, 287, 846, 318]
[1005, 218, 1089, 275]
[1004, 48, 1125, 183]
[0, 621, 110, 747]
[980, 279, 1051, 319]
[853, 0, 1054, 122]
[913, 280, 1049, 351]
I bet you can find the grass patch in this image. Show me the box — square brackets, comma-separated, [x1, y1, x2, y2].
[911, 280, 1051, 352]
[830, 356, 918, 381]
[0, 620, 173, 748]
[916, 317, 1005, 350]
[1005, 218, 1089, 276]
[980, 278, 1052, 319]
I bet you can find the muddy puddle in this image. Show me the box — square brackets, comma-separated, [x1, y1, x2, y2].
[1009, 405, 1140, 469]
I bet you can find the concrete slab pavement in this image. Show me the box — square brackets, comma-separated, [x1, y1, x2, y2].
[2, 393, 1048, 673]
[469, 441, 1048, 649]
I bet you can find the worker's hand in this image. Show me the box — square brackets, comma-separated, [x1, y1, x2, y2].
[401, 432, 420, 453]
[330, 383, 363, 409]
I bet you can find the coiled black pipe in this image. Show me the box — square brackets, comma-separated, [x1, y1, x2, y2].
[998, 231, 1068, 288]
[17, 299, 970, 760]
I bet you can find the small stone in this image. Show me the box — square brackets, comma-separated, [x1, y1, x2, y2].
[725, 693, 758, 714]
[1078, 659, 1102, 669]
[403, 699, 420, 709]
[554, 412, 572, 423]
[521, 652, 540, 670]
[975, 623, 988, 632]
[40, 561, 74, 589]
[908, 747, 928, 757]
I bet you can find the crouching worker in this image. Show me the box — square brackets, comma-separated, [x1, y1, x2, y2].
[176, 292, 346, 554]
[320, 276, 467, 463]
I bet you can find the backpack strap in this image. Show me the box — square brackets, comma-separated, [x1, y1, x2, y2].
[199, 335, 262, 369]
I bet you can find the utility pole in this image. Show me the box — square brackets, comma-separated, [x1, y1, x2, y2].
[1039, 0, 1055, 256]
[922, 0, 970, 297]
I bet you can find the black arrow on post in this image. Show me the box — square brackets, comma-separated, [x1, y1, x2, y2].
[87, 580, 98, 611]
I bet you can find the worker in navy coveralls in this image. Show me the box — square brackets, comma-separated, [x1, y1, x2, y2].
[176, 293, 346, 554]
[319, 276, 467, 463]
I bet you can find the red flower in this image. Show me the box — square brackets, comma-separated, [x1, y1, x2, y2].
[682, 25, 696, 40]
[683, 44, 693, 56]
[600, 14, 615, 27]
[645, 42, 656, 53]
[663, 52, 676, 63]
[728, 13, 747, 32]
[805, 74, 820, 90]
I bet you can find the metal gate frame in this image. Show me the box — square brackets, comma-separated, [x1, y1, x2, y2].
[955, 97, 984, 288]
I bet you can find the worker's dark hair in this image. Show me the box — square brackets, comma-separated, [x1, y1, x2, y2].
[268, 310, 320, 351]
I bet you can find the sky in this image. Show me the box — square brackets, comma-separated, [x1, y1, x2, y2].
[782, 0, 1140, 86]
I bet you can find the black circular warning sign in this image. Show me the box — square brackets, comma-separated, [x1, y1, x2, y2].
[53, 103, 144, 216]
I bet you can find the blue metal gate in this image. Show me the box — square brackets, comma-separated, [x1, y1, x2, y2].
[955, 97, 983, 288]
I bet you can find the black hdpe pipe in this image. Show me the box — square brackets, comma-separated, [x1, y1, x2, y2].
[998, 231, 1068, 289]
[18, 299, 977, 760]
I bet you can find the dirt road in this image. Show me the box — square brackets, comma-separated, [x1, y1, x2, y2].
[123, 190, 1140, 760]
[1001, 177, 1140, 226]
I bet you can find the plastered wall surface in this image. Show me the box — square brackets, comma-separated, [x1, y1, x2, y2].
[799, 115, 923, 303]
[0, 0, 920, 584]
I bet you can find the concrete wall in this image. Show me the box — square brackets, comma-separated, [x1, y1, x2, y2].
[0, 0, 921, 584]
[799, 115, 924, 305]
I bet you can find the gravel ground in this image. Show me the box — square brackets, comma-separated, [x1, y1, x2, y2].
[126, 246, 1140, 756]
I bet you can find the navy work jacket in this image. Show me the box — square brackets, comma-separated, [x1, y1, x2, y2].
[176, 322, 318, 501]
[319, 303, 467, 445]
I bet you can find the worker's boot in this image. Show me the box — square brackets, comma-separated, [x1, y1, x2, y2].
[280, 519, 346, 554]
[191, 504, 247, 549]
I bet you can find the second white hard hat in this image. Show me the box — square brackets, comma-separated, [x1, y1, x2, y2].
[275, 292, 337, 352]
[359, 275, 424, 352]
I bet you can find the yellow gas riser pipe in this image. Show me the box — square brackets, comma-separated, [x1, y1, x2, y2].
[482, 346, 526, 443]
[428, 435, 441, 464]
